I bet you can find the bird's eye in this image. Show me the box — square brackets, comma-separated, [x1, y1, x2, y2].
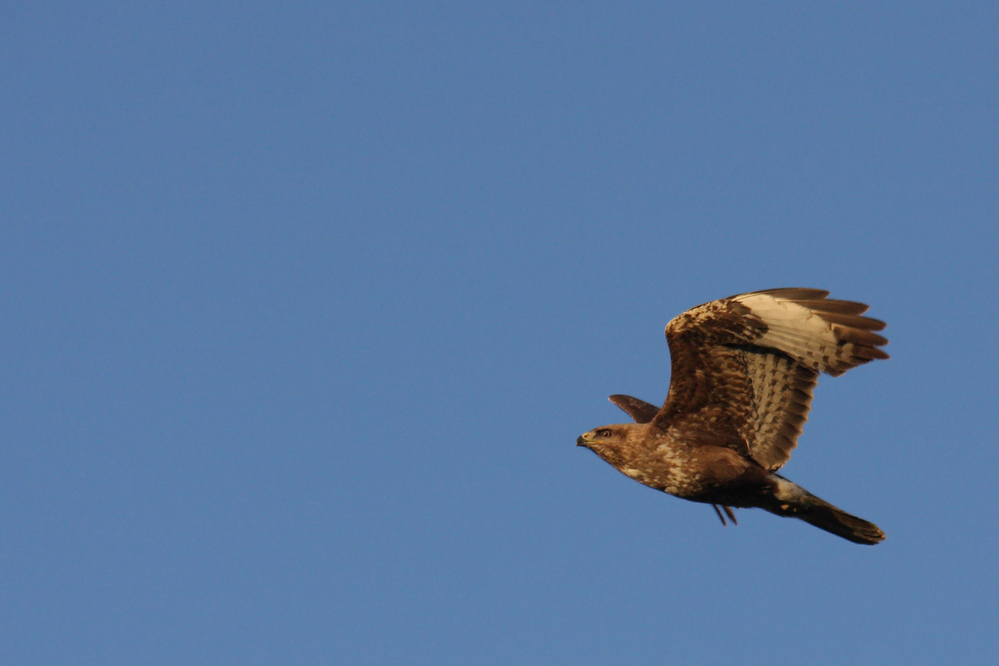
[598, 429, 612, 438]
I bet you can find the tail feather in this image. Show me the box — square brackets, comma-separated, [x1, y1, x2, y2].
[795, 499, 885, 545]
[770, 479, 885, 545]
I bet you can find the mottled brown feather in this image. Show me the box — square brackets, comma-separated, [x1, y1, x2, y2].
[651, 288, 889, 469]
[609, 393, 739, 525]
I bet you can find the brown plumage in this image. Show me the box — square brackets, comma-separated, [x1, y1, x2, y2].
[577, 288, 888, 545]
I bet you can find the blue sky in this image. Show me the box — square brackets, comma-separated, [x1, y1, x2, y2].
[2, 2, 997, 664]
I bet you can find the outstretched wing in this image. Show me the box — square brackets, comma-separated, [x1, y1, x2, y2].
[652, 288, 888, 470]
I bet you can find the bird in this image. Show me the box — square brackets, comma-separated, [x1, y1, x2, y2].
[576, 288, 888, 545]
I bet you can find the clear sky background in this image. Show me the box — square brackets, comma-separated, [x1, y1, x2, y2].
[3, 3, 997, 664]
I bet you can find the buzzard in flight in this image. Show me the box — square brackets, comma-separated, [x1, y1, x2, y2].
[577, 288, 888, 544]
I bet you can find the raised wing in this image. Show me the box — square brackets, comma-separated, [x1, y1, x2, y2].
[652, 288, 888, 470]
[608, 394, 660, 422]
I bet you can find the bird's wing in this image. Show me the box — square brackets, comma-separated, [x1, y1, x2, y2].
[608, 394, 660, 422]
[651, 288, 888, 470]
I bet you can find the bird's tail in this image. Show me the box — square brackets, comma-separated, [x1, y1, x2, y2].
[767, 478, 885, 545]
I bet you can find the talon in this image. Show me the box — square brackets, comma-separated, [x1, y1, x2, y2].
[723, 505, 738, 526]
[712, 504, 727, 526]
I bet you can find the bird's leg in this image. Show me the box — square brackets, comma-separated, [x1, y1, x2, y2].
[722, 505, 738, 526]
[712, 504, 728, 526]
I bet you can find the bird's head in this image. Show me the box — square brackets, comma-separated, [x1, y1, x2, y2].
[576, 426, 616, 448]
[576, 424, 643, 462]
